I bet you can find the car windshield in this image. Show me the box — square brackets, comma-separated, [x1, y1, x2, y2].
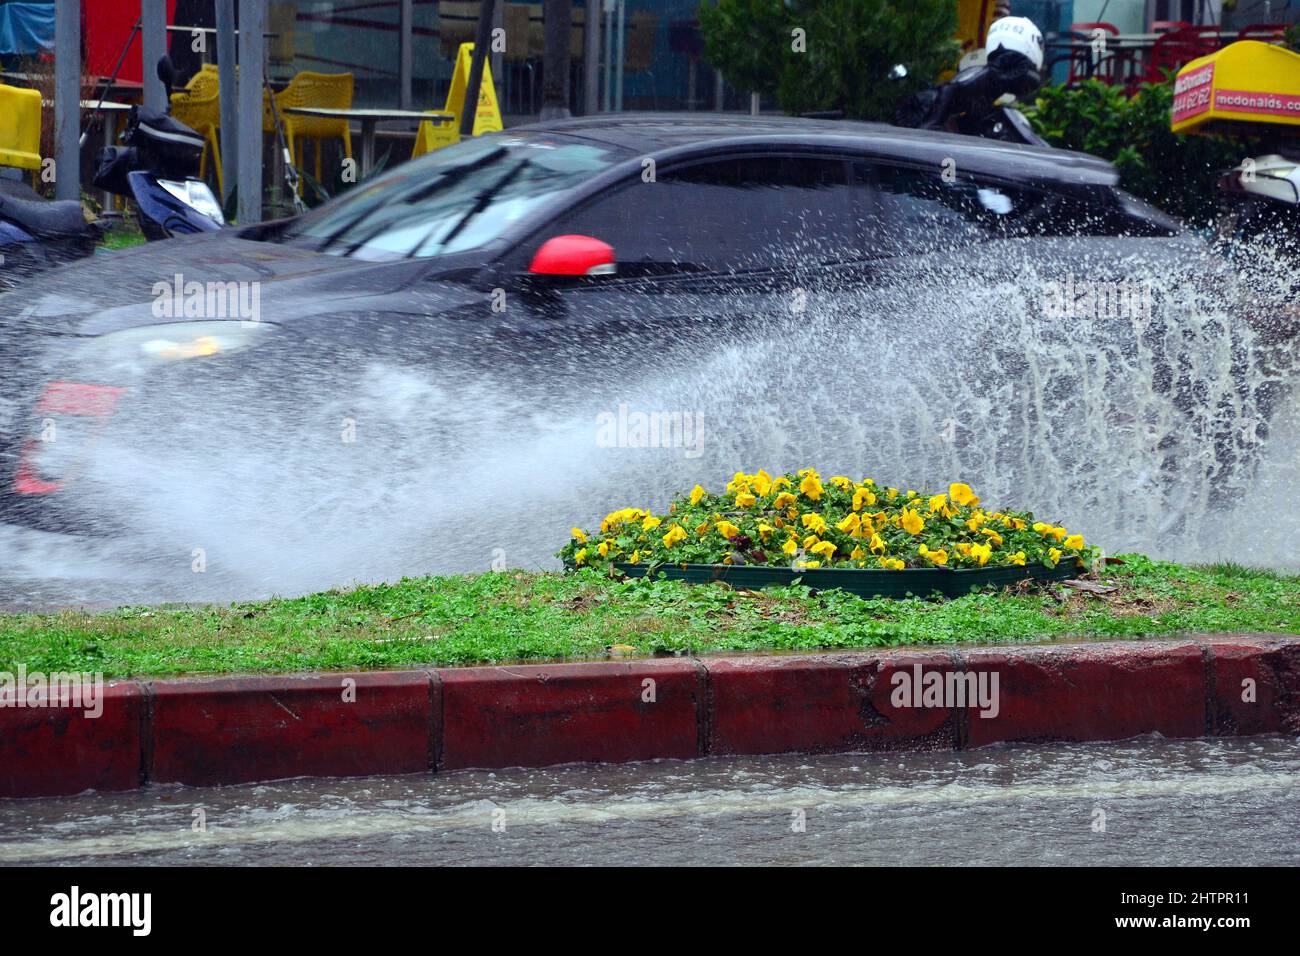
[280, 135, 626, 260]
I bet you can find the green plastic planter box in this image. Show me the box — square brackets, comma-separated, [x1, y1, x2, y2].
[605, 559, 1081, 599]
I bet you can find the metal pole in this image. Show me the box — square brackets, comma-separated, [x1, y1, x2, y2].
[54, 0, 80, 201]
[237, 0, 265, 224]
[461, 0, 497, 137]
[614, 0, 625, 112]
[399, 0, 413, 109]
[602, 1, 613, 112]
[141, 0, 167, 111]
[584, 0, 600, 114]
[492, 0, 505, 95]
[215, 0, 237, 202]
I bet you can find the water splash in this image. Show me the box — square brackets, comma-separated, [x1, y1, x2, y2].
[3, 235, 1298, 605]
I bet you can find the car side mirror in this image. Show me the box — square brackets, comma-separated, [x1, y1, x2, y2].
[528, 235, 617, 278]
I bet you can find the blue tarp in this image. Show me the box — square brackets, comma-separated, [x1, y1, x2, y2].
[0, 3, 55, 57]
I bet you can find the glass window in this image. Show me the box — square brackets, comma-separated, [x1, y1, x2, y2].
[280, 134, 627, 260]
[548, 154, 863, 274]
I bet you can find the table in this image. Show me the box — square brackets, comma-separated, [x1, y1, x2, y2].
[283, 107, 456, 178]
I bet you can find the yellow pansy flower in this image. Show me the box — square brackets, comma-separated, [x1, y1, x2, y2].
[1009, 551, 1026, 566]
[852, 487, 877, 511]
[869, 533, 887, 554]
[752, 470, 773, 496]
[919, 544, 949, 566]
[773, 491, 797, 510]
[793, 560, 821, 569]
[735, 492, 757, 507]
[629, 551, 641, 565]
[836, 513, 861, 534]
[800, 472, 824, 501]
[690, 484, 706, 505]
[969, 542, 992, 566]
[879, 556, 905, 570]
[850, 545, 866, 561]
[571, 527, 587, 543]
[1064, 534, 1084, 550]
[980, 527, 1003, 547]
[801, 512, 827, 534]
[900, 508, 925, 535]
[642, 515, 662, 531]
[810, 540, 837, 559]
[574, 548, 589, 565]
[830, 476, 853, 490]
[949, 483, 978, 507]
[928, 494, 948, 514]
[715, 520, 740, 540]
[782, 538, 799, 556]
[1046, 547, 1062, 567]
[598, 541, 611, 557]
[758, 523, 774, 540]
[662, 525, 687, 548]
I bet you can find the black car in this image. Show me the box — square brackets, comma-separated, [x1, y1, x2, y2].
[0, 113, 1205, 549]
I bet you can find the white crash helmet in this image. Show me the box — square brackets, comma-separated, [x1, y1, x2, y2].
[986, 16, 1045, 71]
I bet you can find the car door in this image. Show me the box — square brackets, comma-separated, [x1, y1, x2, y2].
[499, 151, 870, 370]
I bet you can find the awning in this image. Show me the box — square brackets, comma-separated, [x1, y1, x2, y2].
[1172, 40, 1300, 137]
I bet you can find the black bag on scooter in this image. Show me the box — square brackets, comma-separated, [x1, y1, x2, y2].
[92, 145, 138, 195]
[126, 106, 205, 179]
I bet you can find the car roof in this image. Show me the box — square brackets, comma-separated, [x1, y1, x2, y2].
[508, 113, 1119, 188]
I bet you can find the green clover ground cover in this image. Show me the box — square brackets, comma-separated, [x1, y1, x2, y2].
[0, 555, 1297, 678]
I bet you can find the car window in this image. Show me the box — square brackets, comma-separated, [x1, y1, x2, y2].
[858, 163, 1002, 255]
[546, 154, 863, 274]
[279, 135, 627, 261]
[859, 161, 1168, 252]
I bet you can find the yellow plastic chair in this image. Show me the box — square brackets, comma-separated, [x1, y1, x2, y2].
[170, 66, 225, 195]
[0, 84, 43, 179]
[272, 71, 354, 191]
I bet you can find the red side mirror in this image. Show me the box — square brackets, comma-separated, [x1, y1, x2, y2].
[528, 235, 617, 277]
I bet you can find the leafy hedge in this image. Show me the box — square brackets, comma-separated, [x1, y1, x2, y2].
[1023, 78, 1255, 227]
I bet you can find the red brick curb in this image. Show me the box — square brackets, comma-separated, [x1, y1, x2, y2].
[2, 634, 1298, 798]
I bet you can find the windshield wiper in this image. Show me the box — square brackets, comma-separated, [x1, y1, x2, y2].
[412, 157, 534, 257]
[312, 146, 510, 256]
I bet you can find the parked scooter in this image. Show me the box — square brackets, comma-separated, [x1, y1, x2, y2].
[92, 56, 225, 241]
[894, 16, 1050, 147]
[0, 175, 108, 289]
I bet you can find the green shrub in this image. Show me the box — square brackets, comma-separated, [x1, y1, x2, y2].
[1023, 79, 1255, 227]
[698, 0, 959, 122]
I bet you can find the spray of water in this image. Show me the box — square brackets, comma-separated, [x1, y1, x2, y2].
[3, 235, 1298, 606]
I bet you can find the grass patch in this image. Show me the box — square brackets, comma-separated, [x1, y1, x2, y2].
[96, 218, 146, 251]
[0, 554, 1296, 679]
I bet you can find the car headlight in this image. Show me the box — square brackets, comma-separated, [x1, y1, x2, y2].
[159, 179, 225, 224]
[78, 321, 275, 376]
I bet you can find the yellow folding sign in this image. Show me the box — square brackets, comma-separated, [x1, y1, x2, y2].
[414, 42, 504, 158]
[1171, 40, 1300, 136]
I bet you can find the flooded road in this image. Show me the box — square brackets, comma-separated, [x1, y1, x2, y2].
[1, 736, 1296, 866]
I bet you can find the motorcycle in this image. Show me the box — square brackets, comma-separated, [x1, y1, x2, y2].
[893, 48, 1050, 147]
[92, 56, 225, 241]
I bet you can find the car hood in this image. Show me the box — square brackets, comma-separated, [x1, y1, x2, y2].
[1, 229, 449, 336]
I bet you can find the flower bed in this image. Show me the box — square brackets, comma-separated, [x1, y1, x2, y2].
[560, 469, 1097, 599]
